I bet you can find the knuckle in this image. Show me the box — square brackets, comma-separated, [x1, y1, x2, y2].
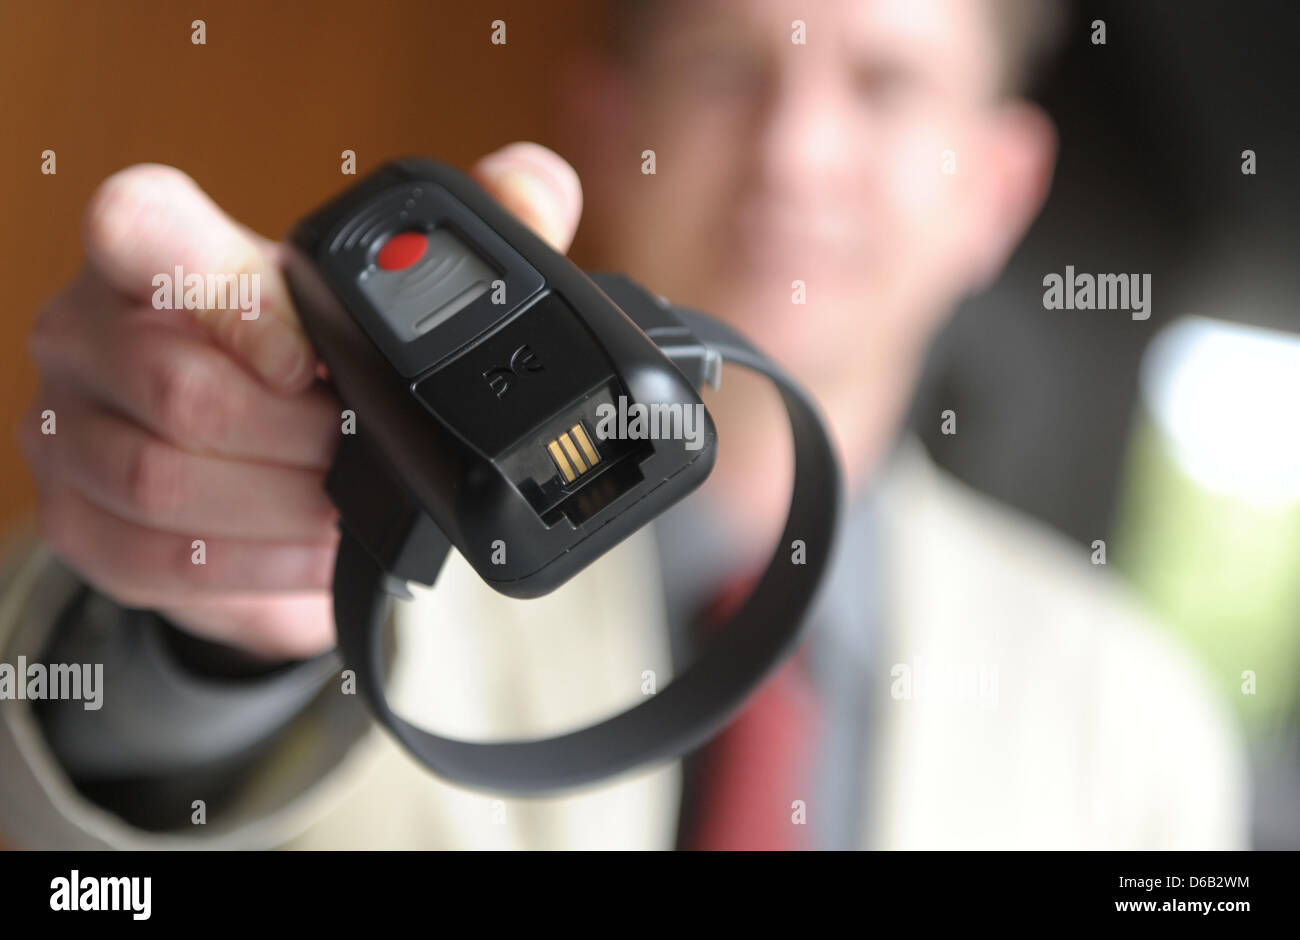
[149, 355, 231, 446]
[210, 307, 240, 349]
[121, 438, 182, 519]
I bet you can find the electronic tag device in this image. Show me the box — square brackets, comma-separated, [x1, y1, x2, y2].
[284, 157, 842, 794]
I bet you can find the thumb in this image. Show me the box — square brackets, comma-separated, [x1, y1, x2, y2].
[82, 163, 314, 392]
[471, 142, 584, 253]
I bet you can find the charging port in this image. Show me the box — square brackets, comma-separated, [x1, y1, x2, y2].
[505, 382, 652, 527]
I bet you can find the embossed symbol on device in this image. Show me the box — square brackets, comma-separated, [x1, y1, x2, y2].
[483, 344, 543, 398]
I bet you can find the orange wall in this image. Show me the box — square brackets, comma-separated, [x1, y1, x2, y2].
[0, 0, 602, 531]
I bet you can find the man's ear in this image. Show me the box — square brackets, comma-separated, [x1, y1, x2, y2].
[966, 100, 1058, 291]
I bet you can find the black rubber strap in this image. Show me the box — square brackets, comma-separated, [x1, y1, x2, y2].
[333, 314, 842, 794]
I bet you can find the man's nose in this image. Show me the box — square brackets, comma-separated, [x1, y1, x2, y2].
[751, 70, 865, 199]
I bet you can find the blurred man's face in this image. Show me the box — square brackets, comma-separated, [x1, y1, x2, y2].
[581, 0, 1051, 391]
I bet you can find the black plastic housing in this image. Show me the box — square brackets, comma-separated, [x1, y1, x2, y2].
[284, 158, 717, 598]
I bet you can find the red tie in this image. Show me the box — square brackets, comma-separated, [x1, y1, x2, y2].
[684, 574, 824, 851]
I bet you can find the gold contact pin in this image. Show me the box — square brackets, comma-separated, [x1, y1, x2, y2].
[547, 439, 576, 482]
[559, 433, 588, 474]
[547, 423, 600, 484]
[570, 424, 600, 467]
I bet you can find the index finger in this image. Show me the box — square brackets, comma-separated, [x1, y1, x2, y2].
[82, 163, 315, 392]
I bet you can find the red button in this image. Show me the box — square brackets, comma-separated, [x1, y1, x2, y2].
[376, 231, 427, 271]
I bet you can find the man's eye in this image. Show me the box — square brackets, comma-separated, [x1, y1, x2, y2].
[678, 49, 763, 95]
